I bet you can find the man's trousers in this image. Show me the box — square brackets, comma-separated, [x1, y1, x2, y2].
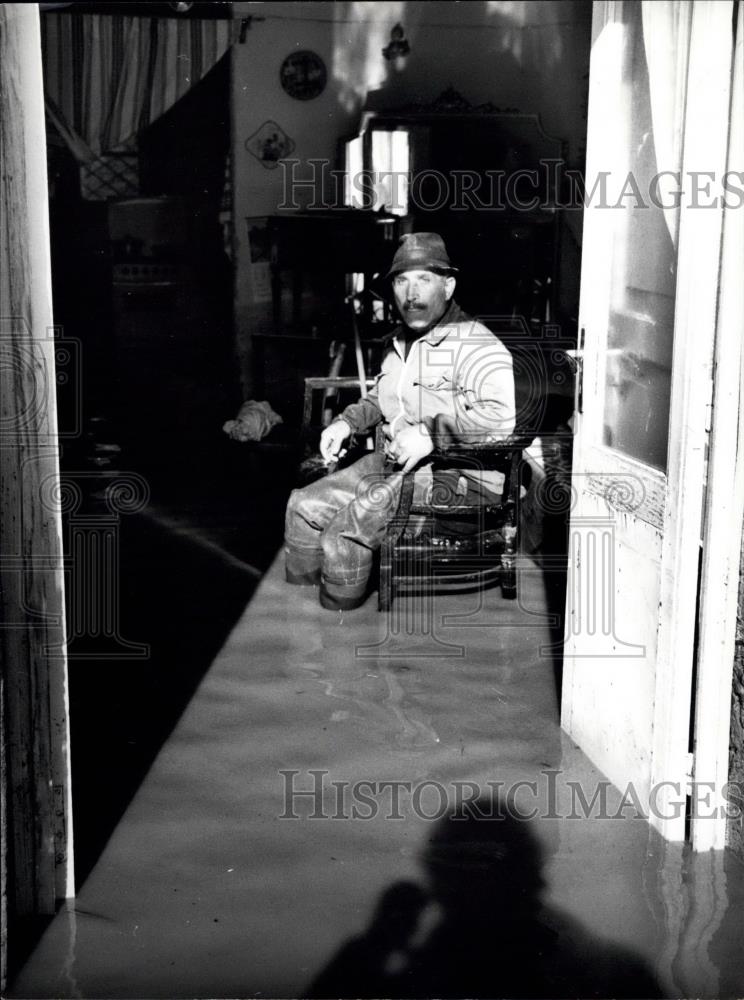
[284, 453, 412, 609]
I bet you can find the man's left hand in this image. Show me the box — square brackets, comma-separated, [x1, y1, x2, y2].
[389, 423, 434, 474]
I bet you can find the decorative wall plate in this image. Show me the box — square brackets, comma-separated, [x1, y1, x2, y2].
[280, 50, 327, 101]
[245, 121, 296, 169]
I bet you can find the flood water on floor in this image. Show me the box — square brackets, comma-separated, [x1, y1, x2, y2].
[10, 554, 744, 999]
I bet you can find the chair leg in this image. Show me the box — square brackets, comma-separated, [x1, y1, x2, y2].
[379, 539, 393, 611]
[501, 522, 517, 600]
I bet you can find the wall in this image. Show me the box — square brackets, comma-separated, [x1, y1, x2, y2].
[231, 0, 592, 387]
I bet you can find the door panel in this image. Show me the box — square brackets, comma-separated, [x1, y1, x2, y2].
[562, 0, 733, 840]
[600, 2, 679, 472]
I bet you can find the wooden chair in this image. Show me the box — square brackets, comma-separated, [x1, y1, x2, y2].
[378, 426, 534, 612]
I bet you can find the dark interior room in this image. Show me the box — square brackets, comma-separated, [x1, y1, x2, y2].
[42, 0, 583, 897]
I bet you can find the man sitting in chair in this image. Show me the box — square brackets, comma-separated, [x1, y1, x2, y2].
[284, 232, 516, 611]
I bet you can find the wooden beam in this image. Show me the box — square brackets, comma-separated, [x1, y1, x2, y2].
[0, 3, 74, 984]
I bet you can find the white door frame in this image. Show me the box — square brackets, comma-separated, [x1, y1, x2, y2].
[689, 0, 743, 851]
[649, 0, 735, 843]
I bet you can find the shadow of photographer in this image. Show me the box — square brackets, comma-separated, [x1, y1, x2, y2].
[306, 796, 661, 998]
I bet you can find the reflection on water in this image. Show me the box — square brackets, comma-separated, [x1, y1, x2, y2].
[289, 634, 441, 750]
[279, 585, 445, 749]
[643, 837, 737, 998]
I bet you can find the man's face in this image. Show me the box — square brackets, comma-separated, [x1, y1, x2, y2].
[392, 269, 455, 333]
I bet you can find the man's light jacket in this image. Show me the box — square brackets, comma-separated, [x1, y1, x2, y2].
[337, 301, 516, 493]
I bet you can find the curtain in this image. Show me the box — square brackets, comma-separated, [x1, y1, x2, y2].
[41, 13, 240, 197]
[641, 1, 693, 248]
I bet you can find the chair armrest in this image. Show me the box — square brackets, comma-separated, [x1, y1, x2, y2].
[425, 413, 534, 461]
[429, 435, 534, 479]
[432, 432, 536, 461]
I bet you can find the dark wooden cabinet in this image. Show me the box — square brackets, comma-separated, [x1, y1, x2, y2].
[266, 210, 400, 335]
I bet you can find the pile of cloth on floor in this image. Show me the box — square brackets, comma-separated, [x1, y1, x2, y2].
[222, 400, 283, 442]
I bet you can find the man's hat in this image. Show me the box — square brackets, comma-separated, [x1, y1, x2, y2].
[385, 232, 458, 279]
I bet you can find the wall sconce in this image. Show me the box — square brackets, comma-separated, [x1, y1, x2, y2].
[383, 23, 410, 66]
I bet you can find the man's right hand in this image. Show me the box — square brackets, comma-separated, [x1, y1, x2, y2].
[319, 419, 352, 464]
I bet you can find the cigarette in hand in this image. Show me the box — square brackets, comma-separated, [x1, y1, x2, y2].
[324, 448, 347, 466]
